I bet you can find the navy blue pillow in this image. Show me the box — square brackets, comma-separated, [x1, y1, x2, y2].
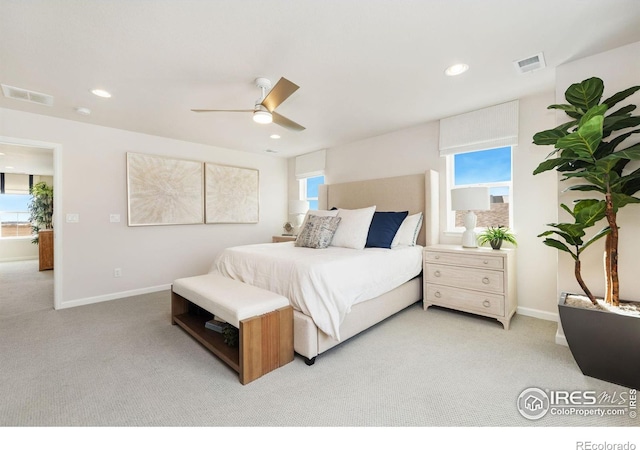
[365, 211, 409, 249]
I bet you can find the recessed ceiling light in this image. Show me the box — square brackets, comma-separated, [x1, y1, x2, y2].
[75, 106, 91, 115]
[445, 63, 469, 76]
[90, 88, 111, 98]
[270, 134, 281, 139]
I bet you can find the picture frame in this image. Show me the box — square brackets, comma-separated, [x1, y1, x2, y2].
[126, 152, 204, 226]
[205, 163, 259, 224]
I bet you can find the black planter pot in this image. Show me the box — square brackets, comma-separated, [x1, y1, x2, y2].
[490, 239, 502, 250]
[559, 292, 640, 390]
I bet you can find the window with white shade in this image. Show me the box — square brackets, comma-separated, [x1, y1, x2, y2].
[439, 100, 518, 232]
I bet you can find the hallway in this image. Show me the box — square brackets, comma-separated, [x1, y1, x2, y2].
[0, 259, 53, 318]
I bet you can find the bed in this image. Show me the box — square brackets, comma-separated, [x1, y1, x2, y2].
[212, 171, 439, 364]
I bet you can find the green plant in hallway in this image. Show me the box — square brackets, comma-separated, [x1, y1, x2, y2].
[28, 181, 53, 244]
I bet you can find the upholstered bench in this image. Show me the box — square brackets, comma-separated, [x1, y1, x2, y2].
[171, 273, 294, 384]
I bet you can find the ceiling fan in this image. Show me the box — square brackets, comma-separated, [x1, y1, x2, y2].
[191, 77, 305, 131]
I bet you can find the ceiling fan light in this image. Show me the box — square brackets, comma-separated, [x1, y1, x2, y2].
[253, 110, 272, 124]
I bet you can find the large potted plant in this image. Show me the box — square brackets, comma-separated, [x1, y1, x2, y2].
[532, 77, 640, 389]
[28, 181, 54, 244]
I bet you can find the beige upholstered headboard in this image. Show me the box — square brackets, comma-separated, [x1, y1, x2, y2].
[318, 170, 439, 246]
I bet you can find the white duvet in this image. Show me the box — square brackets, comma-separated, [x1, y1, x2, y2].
[211, 242, 423, 341]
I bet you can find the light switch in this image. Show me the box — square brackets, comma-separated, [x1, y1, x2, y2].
[66, 213, 79, 223]
[110, 214, 120, 223]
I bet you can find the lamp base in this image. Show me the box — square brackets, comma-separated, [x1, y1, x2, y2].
[461, 230, 478, 248]
[461, 211, 478, 248]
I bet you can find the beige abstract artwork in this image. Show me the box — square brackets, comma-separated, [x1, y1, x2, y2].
[127, 153, 204, 226]
[205, 163, 259, 223]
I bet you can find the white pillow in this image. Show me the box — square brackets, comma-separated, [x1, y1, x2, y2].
[391, 212, 423, 247]
[330, 206, 376, 250]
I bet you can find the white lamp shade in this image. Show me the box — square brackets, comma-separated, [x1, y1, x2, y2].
[289, 200, 309, 215]
[451, 187, 490, 211]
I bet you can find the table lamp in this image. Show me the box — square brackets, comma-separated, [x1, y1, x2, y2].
[451, 187, 490, 248]
[289, 200, 309, 235]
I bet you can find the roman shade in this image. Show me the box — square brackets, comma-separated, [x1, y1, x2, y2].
[439, 100, 519, 156]
[3, 173, 30, 194]
[295, 149, 326, 179]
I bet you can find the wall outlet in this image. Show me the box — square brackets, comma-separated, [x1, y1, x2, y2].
[114, 268, 122, 278]
[110, 214, 121, 223]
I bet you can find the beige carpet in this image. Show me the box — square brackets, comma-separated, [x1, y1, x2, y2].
[0, 261, 637, 446]
[0, 259, 53, 318]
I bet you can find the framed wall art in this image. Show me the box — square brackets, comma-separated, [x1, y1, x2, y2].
[126, 152, 204, 226]
[205, 163, 259, 223]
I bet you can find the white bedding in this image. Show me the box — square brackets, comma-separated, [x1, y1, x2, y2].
[211, 242, 423, 341]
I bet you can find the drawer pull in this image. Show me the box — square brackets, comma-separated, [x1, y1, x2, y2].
[483, 260, 489, 265]
[434, 255, 440, 260]
[434, 291, 442, 298]
[482, 300, 491, 308]
[482, 277, 490, 284]
[434, 270, 441, 277]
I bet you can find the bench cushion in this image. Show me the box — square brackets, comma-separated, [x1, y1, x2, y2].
[172, 273, 289, 328]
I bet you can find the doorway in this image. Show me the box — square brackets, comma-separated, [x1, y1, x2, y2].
[0, 136, 61, 310]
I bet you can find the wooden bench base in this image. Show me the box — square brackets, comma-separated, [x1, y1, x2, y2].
[171, 290, 294, 384]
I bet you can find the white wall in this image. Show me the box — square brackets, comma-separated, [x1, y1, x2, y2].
[288, 91, 561, 319]
[554, 41, 640, 302]
[0, 238, 38, 261]
[0, 108, 287, 307]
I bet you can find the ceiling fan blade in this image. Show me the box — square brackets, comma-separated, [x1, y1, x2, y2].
[261, 77, 299, 112]
[191, 109, 254, 113]
[272, 111, 305, 131]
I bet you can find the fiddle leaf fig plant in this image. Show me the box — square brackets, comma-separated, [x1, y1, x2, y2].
[532, 77, 640, 306]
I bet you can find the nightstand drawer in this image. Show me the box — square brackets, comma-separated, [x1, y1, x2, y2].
[424, 251, 503, 270]
[425, 264, 504, 293]
[425, 284, 505, 316]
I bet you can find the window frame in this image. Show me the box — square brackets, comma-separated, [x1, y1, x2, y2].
[298, 175, 324, 211]
[445, 146, 513, 232]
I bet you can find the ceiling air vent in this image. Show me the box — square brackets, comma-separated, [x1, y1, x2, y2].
[1, 84, 54, 106]
[513, 52, 546, 74]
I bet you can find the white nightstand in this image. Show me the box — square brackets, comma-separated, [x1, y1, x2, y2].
[423, 244, 517, 330]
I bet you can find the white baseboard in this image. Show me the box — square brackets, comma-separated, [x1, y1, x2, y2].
[0, 256, 38, 262]
[517, 306, 568, 346]
[516, 306, 558, 323]
[56, 284, 171, 310]
[555, 328, 568, 346]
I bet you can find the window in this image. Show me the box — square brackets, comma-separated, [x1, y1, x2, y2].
[0, 193, 32, 238]
[447, 146, 512, 230]
[299, 175, 324, 210]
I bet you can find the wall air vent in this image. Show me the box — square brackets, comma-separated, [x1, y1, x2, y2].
[513, 52, 546, 74]
[1, 84, 54, 106]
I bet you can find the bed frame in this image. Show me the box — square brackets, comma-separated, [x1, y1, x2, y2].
[294, 170, 439, 364]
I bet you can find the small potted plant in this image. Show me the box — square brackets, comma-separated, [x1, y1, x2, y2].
[477, 226, 517, 250]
